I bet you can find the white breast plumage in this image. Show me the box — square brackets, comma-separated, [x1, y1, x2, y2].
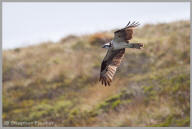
[112, 40, 128, 50]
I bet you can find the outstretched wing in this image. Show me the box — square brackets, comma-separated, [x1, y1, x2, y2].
[114, 21, 140, 43]
[99, 48, 125, 86]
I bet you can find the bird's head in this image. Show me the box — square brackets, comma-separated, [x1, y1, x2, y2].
[102, 42, 111, 49]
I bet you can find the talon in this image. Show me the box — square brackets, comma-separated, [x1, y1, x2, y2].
[140, 43, 144, 48]
[140, 44, 144, 49]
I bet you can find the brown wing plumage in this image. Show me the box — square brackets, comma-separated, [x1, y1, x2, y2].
[114, 21, 140, 43]
[99, 48, 125, 86]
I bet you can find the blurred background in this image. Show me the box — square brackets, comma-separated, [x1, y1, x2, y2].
[2, 2, 190, 127]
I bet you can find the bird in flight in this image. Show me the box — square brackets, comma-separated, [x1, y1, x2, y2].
[99, 21, 144, 86]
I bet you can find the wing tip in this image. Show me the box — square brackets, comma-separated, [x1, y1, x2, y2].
[125, 21, 140, 28]
[99, 76, 112, 86]
[114, 21, 140, 33]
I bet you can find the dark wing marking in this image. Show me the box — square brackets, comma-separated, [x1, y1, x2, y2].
[114, 21, 140, 42]
[99, 48, 125, 86]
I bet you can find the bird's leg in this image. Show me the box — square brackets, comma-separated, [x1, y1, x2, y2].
[125, 43, 144, 49]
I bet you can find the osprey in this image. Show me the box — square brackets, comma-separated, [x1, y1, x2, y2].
[99, 21, 144, 86]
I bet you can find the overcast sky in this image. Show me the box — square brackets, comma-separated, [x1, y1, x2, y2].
[3, 2, 190, 49]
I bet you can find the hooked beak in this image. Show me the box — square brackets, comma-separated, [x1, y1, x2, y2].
[102, 42, 110, 48]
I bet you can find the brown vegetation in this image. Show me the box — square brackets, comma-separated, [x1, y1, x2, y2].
[3, 20, 190, 127]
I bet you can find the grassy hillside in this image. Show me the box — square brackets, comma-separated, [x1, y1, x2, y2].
[3, 20, 190, 127]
